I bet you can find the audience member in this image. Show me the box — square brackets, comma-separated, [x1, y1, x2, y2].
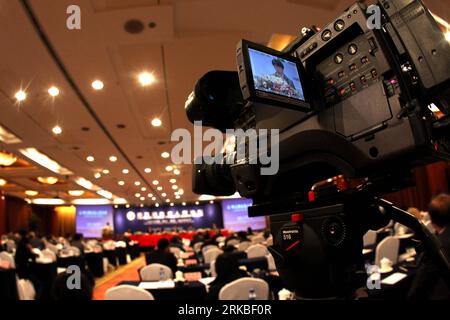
[71, 233, 85, 256]
[146, 238, 178, 274]
[29, 231, 45, 250]
[408, 194, 450, 299]
[15, 229, 38, 279]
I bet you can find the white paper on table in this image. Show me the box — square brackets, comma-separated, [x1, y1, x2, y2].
[362, 249, 373, 255]
[138, 281, 175, 289]
[199, 277, 216, 286]
[381, 272, 407, 285]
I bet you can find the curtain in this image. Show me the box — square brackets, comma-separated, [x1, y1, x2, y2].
[52, 206, 76, 237]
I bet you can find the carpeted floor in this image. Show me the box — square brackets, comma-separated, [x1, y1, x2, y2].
[93, 256, 145, 300]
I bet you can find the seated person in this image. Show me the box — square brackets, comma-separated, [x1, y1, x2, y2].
[146, 238, 177, 275]
[190, 232, 204, 246]
[70, 233, 85, 256]
[15, 230, 38, 279]
[170, 236, 185, 251]
[51, 270, 94, 301]
[29, 231, 45, 250]
[206, 252, 248, 300]
[407, 194, 450, 300]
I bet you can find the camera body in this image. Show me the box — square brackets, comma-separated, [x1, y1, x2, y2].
[185, 0, 450, 298]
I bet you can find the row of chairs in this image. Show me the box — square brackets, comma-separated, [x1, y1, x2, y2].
[105, 277, 270, 300]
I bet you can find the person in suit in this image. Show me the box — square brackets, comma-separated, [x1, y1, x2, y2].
[28, 231, 45, 250]
[206, 252, 248, 300]
[15, 230, 38, 279]
[407, 193, 450, 300]
[169, 236, 185, 252]
[146, 238, 177, 275]
[71, 233, 85, 256]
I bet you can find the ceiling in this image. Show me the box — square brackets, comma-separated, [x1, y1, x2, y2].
[0, 0, 448, 206]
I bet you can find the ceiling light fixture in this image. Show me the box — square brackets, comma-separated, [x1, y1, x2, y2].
[97, 190, 113, 199]
[182, 202, 186, 206]
[0, 179, 7, 186]
[102, 169, 110, 175]
[134, 181, 141, 186]
[161, 193, 167, 197]
[74, 177, 94, 190]
[169, 179, 176, 184]
[138, 72, 155, 86]
[52, 126, 62, 135]
[109, 156, 117, 162]
[151, 118, 162, 127]
[172, 185, 178, 190]
[68, 190, 85, 197]
[86, 156, 95, 162]
[175, 195, 181, 200]
[173, 169, 181, 175]
[48, 86, 60, 97]
[0, 151, 17, 166]
[25, 190, 38, 197]
[92, 80, 104, 90]
[177, 189, 184, 195]
[157, 186, 163, 191]
[118, 180, 125, 186]
[94, 172, 102, 179]
[147, 193, 153, 198]
[15, 90, 27, 102]
[170, 203, 174, 207]
[114, 198, 127, 205]
[140, 197, 145, 201]
[161, 152, 170, 159]
[122, 169, 129, 174]
[19, 148, 73, 175]
[144, 168, 152, 173]
[32, 198, 65, 205]
[135, 193, 141, 198]
[0, 125, 22, 144]
[155, 203, 160, 208]
[151, 197, 156, 201]
[152, 180, 159, 185]
[195, 201, 199, 205]
[165, 165, 173, 172]
[165, 199, 170, 203]
[37, 177, 59, 185]
[73, 199, 110, 205]
[141, 187, 147, 192]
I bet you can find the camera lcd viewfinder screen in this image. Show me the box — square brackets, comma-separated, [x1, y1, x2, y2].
[248, 48, 306, 102]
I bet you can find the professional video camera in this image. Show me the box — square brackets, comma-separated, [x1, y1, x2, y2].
[186, 0, 450, 299]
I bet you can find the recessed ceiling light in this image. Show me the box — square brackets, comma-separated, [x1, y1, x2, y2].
[182, 202, 186, 206]
[172, 185, 178, 190]
[48, 86, 60, 97]
[144, 168, 152, 173]
[32, 198, 65, 205]
[86, 156, 95, 162]
[135, 193, 141, 198]
[209, 200, 214, 204]
[140, 197, 145, 201]
[169, 179, 176, 184]
[122, 169, 129, 174]
[102, 169, 110, 174]
[25, 190, 38, 197]
[178, 189, 184, 195]
[161, 152, 170, 159]
[151, 197, 156, 201]
[97, 190, 113, 199]
[94, 172, 102, 179]
[165, 165, 173, 172]
[173, 169, 181, 175]
[15, 90, 27, 102]
[37, 177, 59, 185]
[147, 193, 153, 198]
[140, 204, 144, 208]
[0, 179, 7, 186]
[118, 180, 125, 186]
[152, 180, 159, 185]
[109, 156, 117, 162]
[134, 181, 141, 186]
[165, 199, 170, 203]
[151, 118, 162, 127]
[161, 193, 167, 197]
[175, 195, 181, 200]
[170, 203, 174, 207]
[92, 80, 104, 90]
[157, 186, 163, 191]
[138, 72, 155, 86]
[125, 204, 130, 208]
[68, 190, 85, 197]
[155, 203, 160, 208]
[195, 201, 199, 205]
[52, 126, 62, 135]
[114, 205, 118, 209]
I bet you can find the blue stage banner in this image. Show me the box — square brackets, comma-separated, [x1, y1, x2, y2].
[114, 203, 223, 234]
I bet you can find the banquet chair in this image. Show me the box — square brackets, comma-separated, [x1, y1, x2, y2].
[17, 279, 36, 300]
[204, 248, 223, 264]
[105, 285, 154, 300]
[363, 230, 377, 247]
[68, 246, 81, 257]
[246, 244, 269, 259]
[41, 249, 57, 262]
[226, 239, 240, 247]
[46, 243, 59, 255]
[219, 277, 269, 300]
[210, 260, 217, 277]
[0, 251, 15, 269]
[140, 263, 173, 281]
[215, 236, 226, 243]
[237, 241, 252, 252]
[193, 242, 203, 254]
[201, 244, 218, 257]
[375, 236, 400, 266]
[103, 240, 116, 251]
[251, 235, 265, 245]
[6, 239, 16, 253]
[115, 241, 127, 248]
[266, 253, 277, 271]
[169, 246, 183, 259]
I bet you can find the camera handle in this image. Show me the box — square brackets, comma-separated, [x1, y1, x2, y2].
[376, 198, 450, 290]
